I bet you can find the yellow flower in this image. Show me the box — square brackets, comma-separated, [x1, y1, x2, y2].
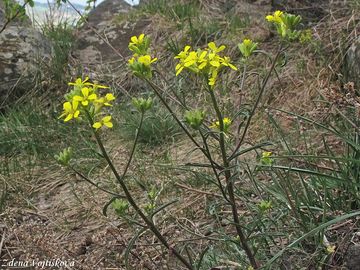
[73, 87, 97, 106]
[128, 57, 135, 65]
[238, 39, 258, 58]
[327, 245, 336, 254]
[59, 100, 80, 122]
[208, 68, 219, 86]
[208, 42, 226, 53]
[175, 46, 192, 76]
[184, 51, 198, 67]
[68, 77, 93, 90]
[208, 53, 222, 68]
[95, 93, 115, 107]
[128, 54, 157, 79]
[197, 50, 209, 70]
[210, 117, 232, 132]
[138, 55, 158, 66]
[92, 81, 109, 89]
[175, 45, 191, 60]
[221, 56, 237, 70]
[93, 115, 113, 130]
[261, 151, 273, 165]
[130, 33, 145, 47]
[128, 34, 150, 55]
[223, 117, 232, 126]
[266, 10, 283, 23]
[262, 151, 272, 158]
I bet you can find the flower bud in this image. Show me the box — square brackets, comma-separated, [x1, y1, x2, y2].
[184, 110, 206, 130]
[132, 97, 153, 113]
[112, 199, 129, 217]
[54, 147, 73, 166]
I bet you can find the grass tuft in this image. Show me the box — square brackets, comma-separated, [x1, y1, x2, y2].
[114, 99, 182, 146]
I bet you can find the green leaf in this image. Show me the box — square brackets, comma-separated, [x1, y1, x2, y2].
[264, 211, 360, 268]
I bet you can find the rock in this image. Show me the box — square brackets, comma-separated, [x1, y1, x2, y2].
[0, 1, 51, 108]
[344, 37, 360, 89]
[345, 245, 360, 270]
[271, 0, 327, 24]
[73, 0, 150, 71]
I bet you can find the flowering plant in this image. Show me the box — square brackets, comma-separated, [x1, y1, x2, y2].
[56, 11, 304, 270]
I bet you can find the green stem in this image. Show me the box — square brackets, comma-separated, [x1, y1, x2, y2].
[86, 110, 194, 270]
[199, 130, 229, 202]
[229, 47, 283, 161]
[208, 88, 258, 268]
[69, 165, 126, 198]
[0, 1, 28, 34]
[145, 78, 223, 170]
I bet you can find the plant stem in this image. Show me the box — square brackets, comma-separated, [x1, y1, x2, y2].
[85, 110, 194, 270]
[208, 88, 258, 268]
[145, 78, 223, 170]
[0, 1, 28, 34]
[199, 130, 229, 202]
[70, 165, 126, 198]
[230, 46, 283, 161]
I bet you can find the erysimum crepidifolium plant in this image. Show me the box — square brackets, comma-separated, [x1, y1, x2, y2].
[56, 10, 303, 270]
[56, 64, 194, 269]
[124, 10, 302, 269]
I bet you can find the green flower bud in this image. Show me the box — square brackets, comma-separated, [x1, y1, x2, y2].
[132, 97, 153, 113]
[184, 110, 205, 130]
[260, 151, 273, 165]
[128, 55, 157, 79]
[54, 147, 73, 166]
[266, 11, 302, 41]
[144, 202, 155, 213]
[238, 39, 258, 59]
[111, 199, 129, 216]
[258, 200, 272, 213]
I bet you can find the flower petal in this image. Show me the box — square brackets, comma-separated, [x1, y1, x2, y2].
[93, 122, 102, 129]
[81, 87, 89, 97]
[104, 122, 113, 128]
[102, 115, 112, 122]
[105, 93, 115, 101]
[73, 96, 83, 102]
[88, 94, 97, 100]
[64, 114, 73, 122]
[74, 110, 80, 118]
[63, 102, 71, 111]
[131, 36, 138, 43]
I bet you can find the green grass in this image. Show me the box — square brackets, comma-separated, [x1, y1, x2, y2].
[114, 99, 182, 146]
[141, 0, 199, 22]
[0, 101, 100, 161]
[40, 20, 75, 83]
[238, 107, 360, 267]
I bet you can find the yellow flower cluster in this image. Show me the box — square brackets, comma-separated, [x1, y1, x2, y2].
[266, 10, 284, 24]
[128, 34, 157, 79]
[210, 117, 232, 133]
[261, 151, 273, 165]
[59, 77, 115, 131]
[175, 42, 237, 87]
[266, 10, 302, 40]
[238, 39, 258, 59]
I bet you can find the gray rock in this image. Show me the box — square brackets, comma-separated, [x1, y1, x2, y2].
[73, 0, 150, 71]
[345, 245, 360, 270]
[0, 1, 51, 108]
[344, 37, 360, 89]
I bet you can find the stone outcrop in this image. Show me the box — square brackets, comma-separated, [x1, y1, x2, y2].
[0, 1, 51, 108]
[73, 0, 150, 70]
[344, 37, 360, 89]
